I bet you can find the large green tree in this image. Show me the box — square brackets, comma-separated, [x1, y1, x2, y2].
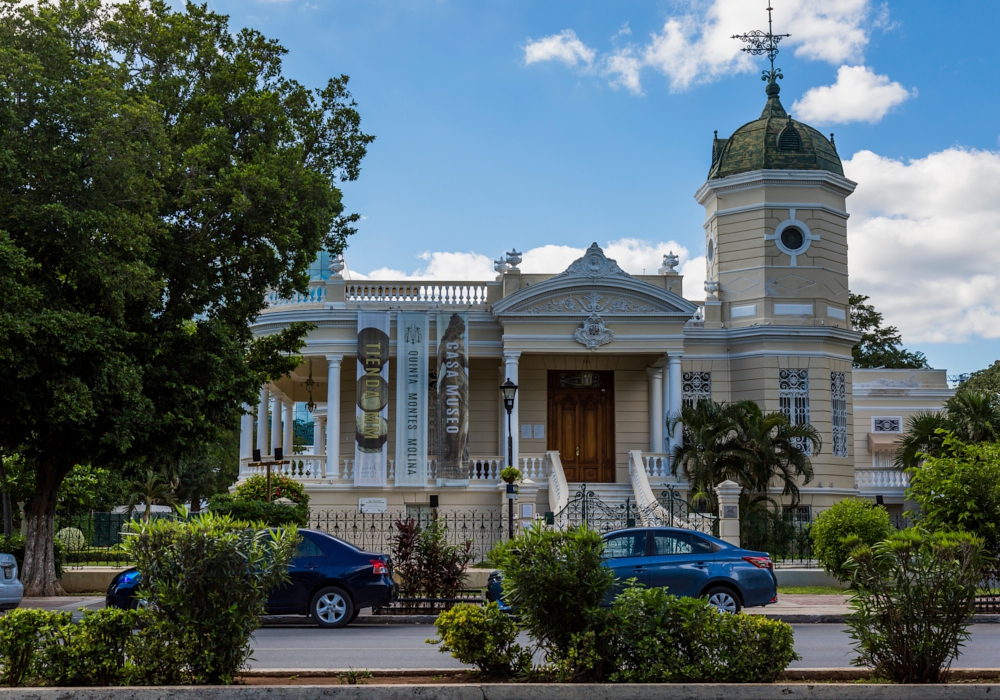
[849, 293, 928, 369]
[896, 389, 1000, 470]
[0, 0, 373, 594]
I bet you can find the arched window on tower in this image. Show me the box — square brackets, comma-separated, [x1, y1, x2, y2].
[778, 123, 802, 152]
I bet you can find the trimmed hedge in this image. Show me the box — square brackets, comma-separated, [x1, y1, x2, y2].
[207, 494, 308, 528]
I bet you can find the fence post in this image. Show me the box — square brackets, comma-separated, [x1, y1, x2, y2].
[715, 480, 741, 547]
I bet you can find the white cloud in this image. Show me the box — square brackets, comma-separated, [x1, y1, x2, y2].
[523, 30, 595, 68]
[845, 147, 1000, 344]
[792, 65, 914, 124]
[526, 0, 893, 96]
[348, 238, 707, 299]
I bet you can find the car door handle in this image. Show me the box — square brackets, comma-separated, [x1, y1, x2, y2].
[632, 566, 646, 572]
[305, 563, 319, 570]
[695, 562, 709, 568]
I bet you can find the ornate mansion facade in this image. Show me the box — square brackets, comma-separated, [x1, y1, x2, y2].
[237, 80, 951, 525]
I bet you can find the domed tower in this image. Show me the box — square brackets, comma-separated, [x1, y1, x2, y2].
[690, 10, 861, 501]
[695, 59, 856, 332]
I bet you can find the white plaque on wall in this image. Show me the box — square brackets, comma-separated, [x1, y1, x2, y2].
[358, 498, 387, 514]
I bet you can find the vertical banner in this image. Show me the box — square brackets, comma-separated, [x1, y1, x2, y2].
[436, 311, 470, 481]
[395, 312, 429, 486]
[355, 311, 390, 487]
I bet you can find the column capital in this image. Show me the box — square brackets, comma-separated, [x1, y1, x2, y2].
[325, 354, 344, 366]
[668, 353, 684, 363]
[502, 350, 522, 363]
[646, 366, 664, 378]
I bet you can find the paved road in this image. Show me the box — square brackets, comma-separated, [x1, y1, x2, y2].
[248, 624, 1000, 671]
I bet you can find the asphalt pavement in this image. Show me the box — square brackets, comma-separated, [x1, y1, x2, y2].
[247, 623, 1000, 671]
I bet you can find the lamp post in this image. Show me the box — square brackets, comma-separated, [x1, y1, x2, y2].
[500, 379, 518, 539]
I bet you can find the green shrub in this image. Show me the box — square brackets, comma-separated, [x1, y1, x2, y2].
[846, 529, 984, 683]
[605, 585, 798, 683]
[907, 436, 1000, 553]
[392, 518, 472, 599]
[38, 608, 140, 687]
[123, 511, 299, 684]
[124, 615, 187, 686]
[810, 498, 892, 582]
[0, 535, 65, 580]
[233, 474, 309, 506]
[714, 613, 799, 682]
[430, 602, 531, 677]
[55, 527, 86, 551]
[0, 609, 65, 687]
[487, 524, 613, 678]
[607, 586, 721, 682]
[207, 493, 308, 528]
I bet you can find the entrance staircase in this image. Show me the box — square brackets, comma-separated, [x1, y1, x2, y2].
[566, 482, 633, 508]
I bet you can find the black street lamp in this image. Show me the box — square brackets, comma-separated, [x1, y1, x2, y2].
[500, 379, 518, 539]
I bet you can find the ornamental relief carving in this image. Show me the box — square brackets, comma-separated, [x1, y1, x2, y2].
[523, 290, 657, 315]
[574, 314, 615, 350]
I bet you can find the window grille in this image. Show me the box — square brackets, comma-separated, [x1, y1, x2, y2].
[682, 371, 712, 408]
[831, 372, 848, 457]
[872, 417, 902, 433]
[779, 369, 811, 454]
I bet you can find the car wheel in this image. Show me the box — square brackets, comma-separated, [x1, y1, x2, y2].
[349, 608, 361, 624]
[311, 586, 354, 628]
[705, 586, 741, 614]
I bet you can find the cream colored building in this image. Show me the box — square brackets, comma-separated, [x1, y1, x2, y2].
[238, 79, 951, 524]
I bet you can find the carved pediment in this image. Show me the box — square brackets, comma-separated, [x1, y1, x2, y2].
[490, 242, 700, 320]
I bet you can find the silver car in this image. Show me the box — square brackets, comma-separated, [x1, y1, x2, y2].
[0, 554, 23, 611]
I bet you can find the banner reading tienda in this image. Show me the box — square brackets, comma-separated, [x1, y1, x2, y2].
[355, 311, 390, 487]
[436, 311, 469, 482]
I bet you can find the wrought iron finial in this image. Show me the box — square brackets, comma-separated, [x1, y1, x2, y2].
[732, 4, 790, 87]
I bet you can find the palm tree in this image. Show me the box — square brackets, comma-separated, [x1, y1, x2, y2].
[670, 400, 819, 510]
[126, 470, 178, 522]
[895, 389, 1000, 469]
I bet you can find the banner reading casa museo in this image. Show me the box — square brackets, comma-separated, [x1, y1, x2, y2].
[394, 312, 428, 486]
[355, 311, 390, 487]
[436, 311, 469, 481]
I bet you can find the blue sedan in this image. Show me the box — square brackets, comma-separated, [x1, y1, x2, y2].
[487, 527, 777, 613]
[106, 529, 398, 628]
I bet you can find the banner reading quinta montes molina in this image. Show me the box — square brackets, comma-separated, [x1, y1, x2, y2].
[394, 312, 428, 487]
[436, 311, 469, 482]
[355, 311, 390, 487]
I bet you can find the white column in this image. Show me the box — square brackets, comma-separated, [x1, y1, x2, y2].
[269, 394, 282, 457]
[256, 387, 269, 454]
[314, 415, 326, 456]
[326, 355, 343, 479]
[283, 401, 294, 455]
[503, 351, 521, 470]
[240, 405, 253, 460]
[647, 368, 663, 453]
[668, 355, 683, 451]
[661, 357, 670, 453]
[498, 364, 507, 459]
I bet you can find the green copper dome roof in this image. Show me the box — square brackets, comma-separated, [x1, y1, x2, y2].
[709, 81, 843, 179]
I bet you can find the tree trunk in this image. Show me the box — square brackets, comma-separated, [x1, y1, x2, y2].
[22, 462, 67, 597]
[0, 456, 12, 538]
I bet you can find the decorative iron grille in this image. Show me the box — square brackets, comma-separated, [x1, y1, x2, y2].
[682, 371, 712, 409]
[779, 369, 811, 455]
[308, 508, 505, 564]
[553, 484, 639, 533]
[873, 417, 902, 433]
[831, 371, 848, 457]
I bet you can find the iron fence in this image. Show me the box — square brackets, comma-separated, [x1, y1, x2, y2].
[55, 512, 171, 569]
[740, 510, 816, 567]
[655, 486, 720, 537]
[552, 484, 640, 533]
[308, 508, 505, 564]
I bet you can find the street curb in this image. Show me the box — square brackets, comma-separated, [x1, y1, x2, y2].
[3, 683, 1000, 699]
[257, 613, 1000, 627]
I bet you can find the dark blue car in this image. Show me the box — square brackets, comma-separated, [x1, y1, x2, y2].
[106, 529, 397, 628]
[487, 527, 777, 613]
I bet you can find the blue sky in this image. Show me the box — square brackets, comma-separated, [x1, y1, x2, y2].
[204, 0, 1000, 376]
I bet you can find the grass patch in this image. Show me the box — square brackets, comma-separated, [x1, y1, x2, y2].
[778, 586, 847, 595]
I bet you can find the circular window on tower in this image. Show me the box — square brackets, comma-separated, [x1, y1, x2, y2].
[707, 238, 715, 263]
[780, 226, 805, 252]
[770, 215, 816, 265]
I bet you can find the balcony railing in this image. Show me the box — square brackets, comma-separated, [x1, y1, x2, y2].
[238, 453, 549, 486]
[265, 283, 326, 307]
[344, 282, 491, 305]
[855, 468, 909, 491]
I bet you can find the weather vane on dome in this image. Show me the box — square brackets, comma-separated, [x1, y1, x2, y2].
[732, 4, 790, 86]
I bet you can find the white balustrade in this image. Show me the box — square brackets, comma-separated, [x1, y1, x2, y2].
[643, 453, 671, 479]
[344, 283, 491, 305]
[855, 468, 909, 490]
[266, 283, 326, 307]
[470, 458, 503, 481]
[520, 454, 549, 481]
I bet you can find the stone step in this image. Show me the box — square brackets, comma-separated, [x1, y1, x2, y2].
[567, 482, 634, 505]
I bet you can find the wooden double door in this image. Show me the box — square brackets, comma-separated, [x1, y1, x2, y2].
[547, 371, 615, 483]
